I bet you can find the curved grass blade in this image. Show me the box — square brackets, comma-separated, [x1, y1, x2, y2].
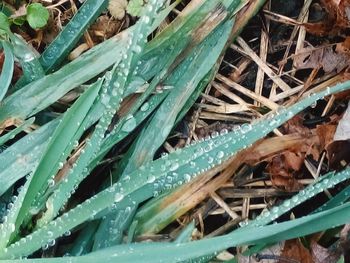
[0, 41, 14, 101]
[68, 221, 99, 256]
[38, 0, 167, 226]
[0, 0, 183, 193]
[175, 221, 195, 243]
[122, 18, 233, 176]
[1, 80, 348, 258]
[39, 0, 109, 72]
[1, 199, 350, 261]
[0, 83, 166, 198]
[7, 82, 101, 242]
[0, 3, 178, 125]
[315, 184, 350, 213]
[0, 172, 34, 249]
[0, 118, 34, 147]
[9, 34, 44, 87]
[0, 35, 127, 124]
[92, 7, 237, 248]
[0, 119, 58, 196]
[239, 169, 350, 228]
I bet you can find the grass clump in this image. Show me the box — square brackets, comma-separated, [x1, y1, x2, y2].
[0, 0, 350, 262]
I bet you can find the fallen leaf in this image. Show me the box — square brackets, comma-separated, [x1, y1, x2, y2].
[326, 140, 350, 169]
[89, 15, 122, 42]
[266, 116, 320, 191]
[268, 153, 303, 192]
[280, 239, 313, 263]
[294, 46, 350, 73]
[311, 240, 341, 263]
[283, 115, 311, 135]
[315, 124, 337, 152]
[304, 0, 350, 36]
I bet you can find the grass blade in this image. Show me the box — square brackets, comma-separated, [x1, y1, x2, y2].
[10, 34, 44, 87]
[0, 119, 58, 196]
[1, 199, 350, 262]
[0, 41, 14, 101]
[40, 0, 109, 72]
[7, 81, 101, 243]
[39, 0, 168, 225]
[1, 79, 348, 258]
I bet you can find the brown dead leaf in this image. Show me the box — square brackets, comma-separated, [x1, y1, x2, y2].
[280, 239, 313, 263]
[294, 46, 350, 73]
[315, 124, 337, 151]
[283, 115, 310, 135]
[89, 15, 122, 42]
[268, 153, 303, 192]
[266, 117, 340, 191]
[311, 240, 341, 263]
[266, 117, 316, 191]
[305, 0, 350, 36]
[326, 140, 350, 169]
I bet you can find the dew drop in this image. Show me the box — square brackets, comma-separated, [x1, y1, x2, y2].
[48, 179, 55, 188]
[184, 174, 191, 183]
[122, 115, 136, 132]
[216, 151, 224, 159]
[114, 193, 124, 202]
[147, 175, 156, 183]
[140, 102, 150, 112]
[169, 162, 179, 171]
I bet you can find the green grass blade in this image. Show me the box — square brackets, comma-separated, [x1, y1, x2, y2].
[1, 199, 350, 262]
[40, 0, 109, 72]
[93, 6, 237, 248]
[315, 184, 350, 213]
[0, 173, 34, 249]
[1, 80, 348, 258]
[0, 35, 127, 123]
[39, 0, 168, 225]
[9, 81, 101, 240]
[68, 221, 99, 256]
[175, 221, 195, 243]
[0, 41, 14, 101]
[0, 119, 58, 196]
[122, 18, 233, 175]
[0, 3, 177, 125]
[240, 169, 349, 228]
[0, 84, 166, 198]
[9, 34, 44, 86]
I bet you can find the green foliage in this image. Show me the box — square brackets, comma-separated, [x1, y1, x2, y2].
[0, 0, 350, 262]
[26, 3, 49, 29]
[0, 40, 14, 100]
[0, 3, 49, 32]
[126, 0, 144, 17]
[40, 0, 109, 72]
[0, 12, 10, 32]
